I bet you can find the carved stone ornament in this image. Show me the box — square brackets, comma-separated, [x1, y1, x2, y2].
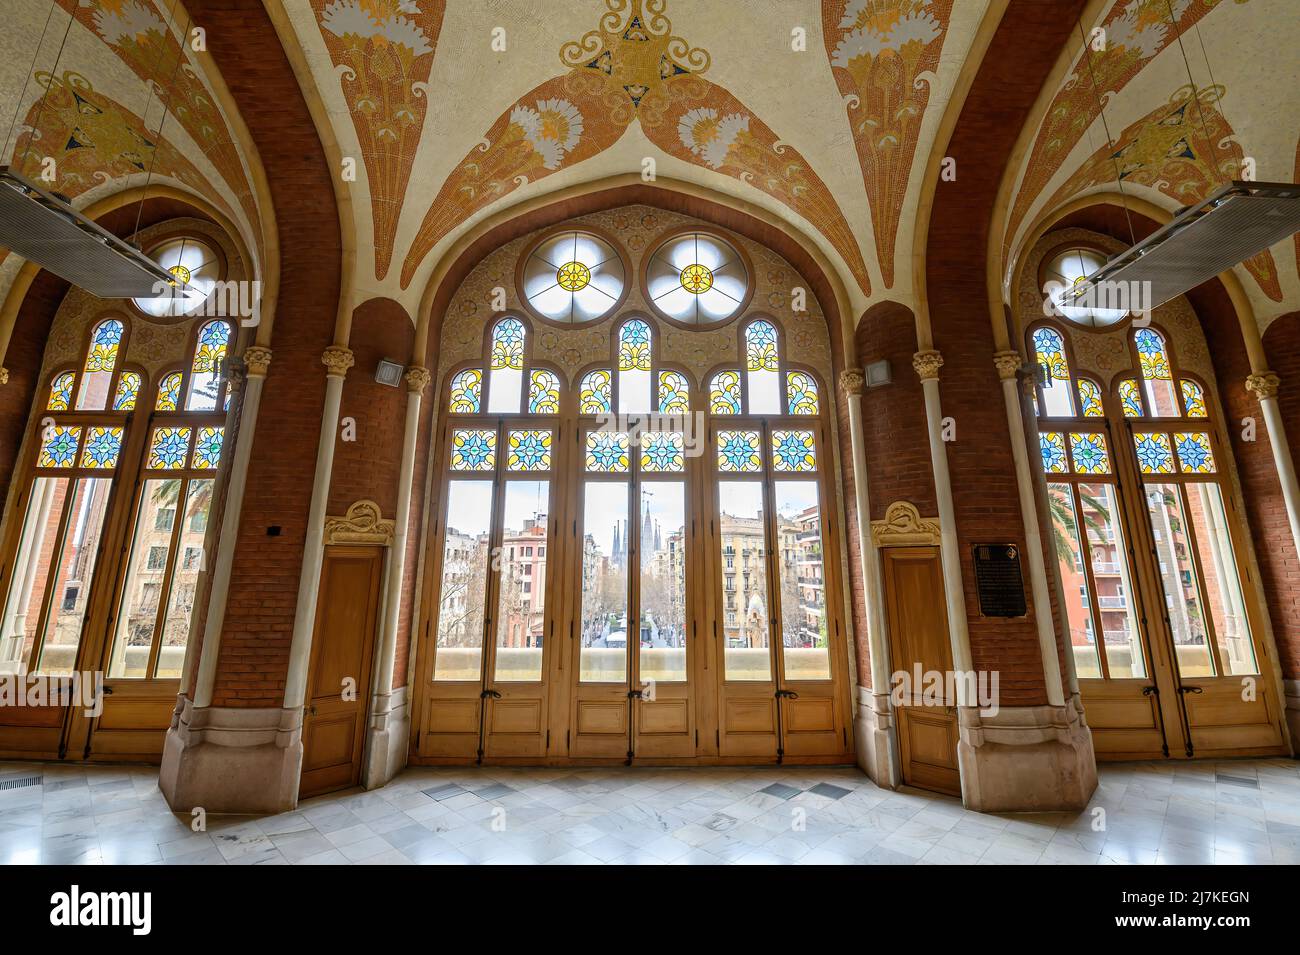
[839, 368, 865, 397]
[321, 345, 356, 378]
[243, 346, 273, 377]
[405, 365, 432, 395]
[323, 500, 395, 546]
[993, 350, 1023, 381]
[0, 366, 9, 386]
[1245, 371, 1280, 400]
[871, 501, 942, 547]
[912, 350, 943, 381]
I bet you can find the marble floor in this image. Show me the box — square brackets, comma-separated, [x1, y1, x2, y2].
[1, 757, 1297, 865]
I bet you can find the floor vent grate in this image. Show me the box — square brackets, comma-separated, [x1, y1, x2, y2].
[0, 775, 42, 791]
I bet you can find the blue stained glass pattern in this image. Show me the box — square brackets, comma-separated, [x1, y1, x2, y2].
[148, 427, 192, 470]
[585, 431, 629, 473]
[80, 427, 124, 469]
[640, 432, 684, 472]
[1174, 432, 1215, 473]
[113, 371, 141, 411]
[717, 430, 761, 473]
[1134, 327, 1171, 381]
[47, 372, 74, 411]
[489, 318, 525, 370]
[1180, 379, 1207, 417]
[157, 372, 182, 411]
[85, 319, 124, 372]
[1119, 379, 1143, 417]
[1133, 432, 1174, 474]
[193, 427, 224, 470]
[579, 370, 612, 414]
[1039, 432, 1067, 473]
[1076, 379, 1103, 417]
[507, 429, 552, 471]
[744, 320, 779, 372]
[657, 370, 690, 414]
[193, 321, 231, 373]
[786, 371, 819, 415]
[618, 319, 652, 372]
[1069, 432, 1110, 474]
[448, 369, 482, 413]
[1031, 327, 1070, 381]
[451, 429, 496, 471]
[38, 425, 81, 468]
[528, 369, 560, 414]
[771, 430, 816, 472]
[709, 371, 742, 415]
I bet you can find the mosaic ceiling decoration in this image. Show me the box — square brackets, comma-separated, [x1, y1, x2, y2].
[397, 0, 871, 295]
[1035, 83, 1281, 300]
[821, 0, 953, 290]
[311, 0, 445, 280]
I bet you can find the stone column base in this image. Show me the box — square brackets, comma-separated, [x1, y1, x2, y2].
[362, 684, 410, 790]
[853, 686, 899, 789]
[1284, 679, 1300, 755]
[956, 694, 1097, 812]
[158, 695, 303, 814]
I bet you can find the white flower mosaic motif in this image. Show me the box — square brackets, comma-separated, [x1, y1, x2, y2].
[1107, 0, 1190, 61]
[831, 1, 941, 68]
[677, 108, 749, 169]
[92, 0, 167, 45]
[511, 99, 584, 170]
[321, 0, 433, 57]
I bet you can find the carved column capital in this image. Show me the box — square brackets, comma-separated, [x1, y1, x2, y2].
[224, 358, 247, 393]
[321, 345, 355, 378]
[993, 350, 1024, 381]
[404, 365, 432, 395]
[1245, 371, 1280, 400]
[243, 346, 273, 377]
[838, 368, 865, 398]
[912, 349, 943, 382]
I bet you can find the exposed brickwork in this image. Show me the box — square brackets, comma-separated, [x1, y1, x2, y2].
[190, 0, 342, 708]
[0, 272, 64, 515]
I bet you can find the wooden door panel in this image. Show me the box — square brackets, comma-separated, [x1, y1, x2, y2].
[896, 707, 960, 796]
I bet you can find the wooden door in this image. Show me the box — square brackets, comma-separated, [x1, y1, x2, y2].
[300, 545, 382, 798]
[882, 546, 961, 796]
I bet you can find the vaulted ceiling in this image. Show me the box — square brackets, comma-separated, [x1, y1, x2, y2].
[1, 0, 1296, 336]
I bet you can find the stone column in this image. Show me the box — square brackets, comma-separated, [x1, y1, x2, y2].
[363, 365, 429, 788]
[1246, 371, 1300, 744]
[283, 345, 354, 712]
[993, 350, 1065, 707]
[840, 368, 899, 787]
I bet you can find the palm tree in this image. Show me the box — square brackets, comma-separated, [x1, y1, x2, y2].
[1048, 485, 1111, 566]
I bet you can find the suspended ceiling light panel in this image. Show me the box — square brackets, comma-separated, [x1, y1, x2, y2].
[1058, 181, 1300, 314]
[0, 166, 192, 298]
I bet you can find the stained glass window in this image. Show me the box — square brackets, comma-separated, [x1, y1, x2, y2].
[148, 427, 192, 470]
[48, 372, 74, 411]
[521, 230, 625, 323]
[1119, 378, 1144, 418]
[155, 372, 181, 412]
[771, 430, 816, 472]
[80, 426, 124, 470]
[507, 429, 552, 471]
[451, 429, 497, 471]
[487, 318, 525, 414]
[709, 371, 742, 415]
[617, 319, 652, 414]
[113, 371, 141, 411]
[38, 425, 81, 468]
[77, 319, 124, 410]
[745, 320, 780, 415]
[1134, 327, 1178, 416]
[187, 320, 231, 411]
[1069, 432, 1110, 474]
[1039, 432, 1067, 473]
[585, 431, 629, 473]
[717, 430, 761, 473]
[657, 370, 690, 414]
[579, 370, 612, 415]
[640, 431, 685, 472]
[1174, 432, 1215, 473]
[1031, 326, 1073, 416]
[528, 369, 560, 414]
[490, 318, 525, 371]
[645, 232, 748, 325]
[448, 368, 482, 413]
[1133, 432, 1174, 474]
[1076, 378, 1103, 417]
[193, 427, 225, 470]
[1180, 379, 1207, 418]
[786, 371, 819, 415]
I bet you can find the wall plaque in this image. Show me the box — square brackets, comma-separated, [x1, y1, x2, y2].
[972, 544, 1026, 618]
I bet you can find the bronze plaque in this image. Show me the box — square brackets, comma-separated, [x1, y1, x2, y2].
[972, 544, 1026, 618]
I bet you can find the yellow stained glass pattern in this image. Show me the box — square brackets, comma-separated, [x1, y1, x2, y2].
[786, 371, 819, 415]
[38, 425, 81, 468]
[507, 429, 552, 471]
[744, 321, 778, 372]
[1180, 379, 1207, 418]
[557, 261, 591, 292]
[489, 318, 525, 371]
[148, 427, 192, 470]
[451, 429, 496, 471]
[1119, 379, 1144, 417]
[657, 370, 690, 414]
[640, 432, 685, 472]
[709, 371, 742, 414]
[618, 319, 651, 372]
[585, 431, 629, 473]
[528, 369, 561, 414]
[717, 430, 761, 473]
[1134, 328, 1171, 381]
[1076, 378, 1104, 417]
[1133, 432, 1174, 474]
[1174, 432, 1215, 474]
[579, 370, 612, 414]
[47, 372, 74, 411]
[1069, 432, 1110, 474]
[80, 426, 124, 469]
[771, 430, 816, 472]
[156, 372, 182, 411]
[449, 368, 482, 413]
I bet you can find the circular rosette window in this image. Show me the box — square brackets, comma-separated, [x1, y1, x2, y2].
[645, 231, 749, 327]
[1042, 246, 1127, 328]
[133, 237, 222, 319]
[521, 230, 626, 324]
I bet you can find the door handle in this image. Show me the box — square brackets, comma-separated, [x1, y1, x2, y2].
[1141, 686, 1158, 697]
[304, 704, 317, 717]
[627, 689, 643, 700]
[101, 686, 114, 696]
[480, 689, 501, 700]
[1177, 686, 1204, 695]
[775, 689, 799, 700]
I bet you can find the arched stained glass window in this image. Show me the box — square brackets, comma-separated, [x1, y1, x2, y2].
[487, 317, 526, 414]
[744, 320, 780, 415]
[156, 373, 182, 412]
[1180, 379, 1207, 418]
[1134, 327, 1178, 416]
[76, 319, 124, 410]
[113, 372, 141, 411]
[657, 370, 690, 414]
[1031, 326, 1073, 417]
[1119, 379, 1144, 418]
[47, 372, 74, 411]
[528, 369, 560, 415]
[786, 372, 819, 416]
[1076, 378, 1103, 418]
[187, 320, 232, 412]
[579, 370, 612, 415]
[617, 319, 652, 414]
[448, 369, 482, 414]
[710, 371, 742, 415]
